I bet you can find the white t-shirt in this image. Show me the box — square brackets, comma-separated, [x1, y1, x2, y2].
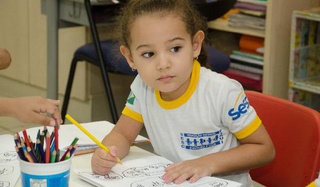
[122, 61, 261, 186]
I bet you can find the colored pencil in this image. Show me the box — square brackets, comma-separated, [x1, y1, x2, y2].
[55, 149, 60, 162]
[22, 128, 31, 148]
[69, 144, 78, 157]
[27, 147, 38, 163]
[40, 131, 45, 147]
[64, 152, 71, 160]
[50, 140, 55, 154]
[28, 135, 35, 151]
[45, 131, 51, 163]
[50, 150, 57, 163]
[21, 143, 34, 163]
[60, 137, 79, 161]
[65, 114, 121, 163]
[14, 133, 20, 147]
[16, 144, 27, 161]
[50, 131, 55, 144]
[54, 125, 59, 151]
[14, 124, 77, 164]
[36, 139, 45, 163]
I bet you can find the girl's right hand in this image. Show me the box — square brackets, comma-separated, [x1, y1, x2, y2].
[91, 146, 118, 175]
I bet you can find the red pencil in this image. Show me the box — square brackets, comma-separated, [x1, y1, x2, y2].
[22, 128, 31, 148]
[54, 125, 59, 151]
[45, 131, 50, 163]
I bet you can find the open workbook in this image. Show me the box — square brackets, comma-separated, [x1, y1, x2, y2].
[74, 147, 242, 187]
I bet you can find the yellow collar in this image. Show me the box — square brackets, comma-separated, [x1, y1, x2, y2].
[155, 60, 200, 109]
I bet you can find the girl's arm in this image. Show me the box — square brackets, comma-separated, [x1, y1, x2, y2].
[91, 114, 143, 175]
[102, 114, 144, 158]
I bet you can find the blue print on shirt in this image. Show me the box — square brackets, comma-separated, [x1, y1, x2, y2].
[180, 130, 223, 150]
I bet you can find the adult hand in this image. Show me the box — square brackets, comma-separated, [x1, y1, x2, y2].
[5, 96, 62, 126]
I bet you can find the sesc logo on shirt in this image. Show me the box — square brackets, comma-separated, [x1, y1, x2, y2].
[228, 96, 250, 121]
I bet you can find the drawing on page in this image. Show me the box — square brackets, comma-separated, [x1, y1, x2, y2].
[123, 163, 170, 178]
[82, 171, 123, 181]
[191, 180, 230, 187]
[0, 166, 14, 176]
[0, 151, 17, 163]
[130, 176, 164, 187]
[0, 181, 10, 187]
[130, 176, 231, 187]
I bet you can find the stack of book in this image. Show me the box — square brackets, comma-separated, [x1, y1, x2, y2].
[223, 35, 264, 91]
[235, 0, 267, 16]
[228, 0, 266, 32]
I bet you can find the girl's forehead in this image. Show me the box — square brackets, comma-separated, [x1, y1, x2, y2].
[127, 12, 190, 47]
[134, 14, 186, 31]
[131, 12, 186, 32]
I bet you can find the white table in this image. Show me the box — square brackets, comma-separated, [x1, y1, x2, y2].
[3, 121, 241, 187]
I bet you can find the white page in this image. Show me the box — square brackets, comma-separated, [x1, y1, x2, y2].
[75, 148, 241, 187]
[0, 134, 20, 187]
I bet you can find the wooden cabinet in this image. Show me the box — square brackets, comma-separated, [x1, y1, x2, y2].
[208, 0, 318, 99]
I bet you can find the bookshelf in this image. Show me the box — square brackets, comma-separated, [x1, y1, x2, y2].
[207, 0, 318, 99]
[288, 8, 320, 111]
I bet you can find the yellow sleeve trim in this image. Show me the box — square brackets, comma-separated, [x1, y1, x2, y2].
[234, 116, 261, 139]
[122, 106, 143, 123]
[306, 182, 317, 187]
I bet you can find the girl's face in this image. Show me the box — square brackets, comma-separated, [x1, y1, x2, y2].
[120, 13, 204, 100]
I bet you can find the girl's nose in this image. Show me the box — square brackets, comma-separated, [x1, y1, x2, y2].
[156, 54, 171, 71]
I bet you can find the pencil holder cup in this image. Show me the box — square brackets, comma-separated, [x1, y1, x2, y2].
[19, 157, 72, 187]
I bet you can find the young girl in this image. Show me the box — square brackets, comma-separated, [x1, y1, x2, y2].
[91, 0, 275, 186]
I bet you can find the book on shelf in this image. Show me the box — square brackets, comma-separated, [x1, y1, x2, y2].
[236, 0, 267, 6]
[223, 70, 263, 91]
[230, 51, 263, 68]
[232, 50, 264, 61]
[225, 67, 262, 81]
[230, 62, 263, 75]
[239, 34, 264, 54]
[237, 9, 266, 17]
[228, 13, 266, 31]
[235, 1, 267, 11]
[230, 53, 264, 66]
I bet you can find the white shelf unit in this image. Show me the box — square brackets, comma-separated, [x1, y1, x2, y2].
[207, 0, 318, 99]
[288, 8, 320, 111]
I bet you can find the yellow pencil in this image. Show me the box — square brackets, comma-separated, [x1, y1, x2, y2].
[65, 114, 121, 163]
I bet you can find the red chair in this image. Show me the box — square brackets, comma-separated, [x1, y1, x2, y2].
[245, 90, 320, 187]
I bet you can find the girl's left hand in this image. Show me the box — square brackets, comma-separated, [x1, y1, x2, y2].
[162, 158, 212, 184]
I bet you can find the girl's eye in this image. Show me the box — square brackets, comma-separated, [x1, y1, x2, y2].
[142, 52, 154, 58]
[170, 46, 181, 53]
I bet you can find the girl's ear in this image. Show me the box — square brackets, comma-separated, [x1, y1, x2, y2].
[120, 45, 136, 69]
[192, 31, 205, 58]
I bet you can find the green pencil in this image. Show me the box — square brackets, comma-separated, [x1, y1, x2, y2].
[50, 150, 56, 163]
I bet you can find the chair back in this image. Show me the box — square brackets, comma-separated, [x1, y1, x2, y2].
[245, 90, 320, 187]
